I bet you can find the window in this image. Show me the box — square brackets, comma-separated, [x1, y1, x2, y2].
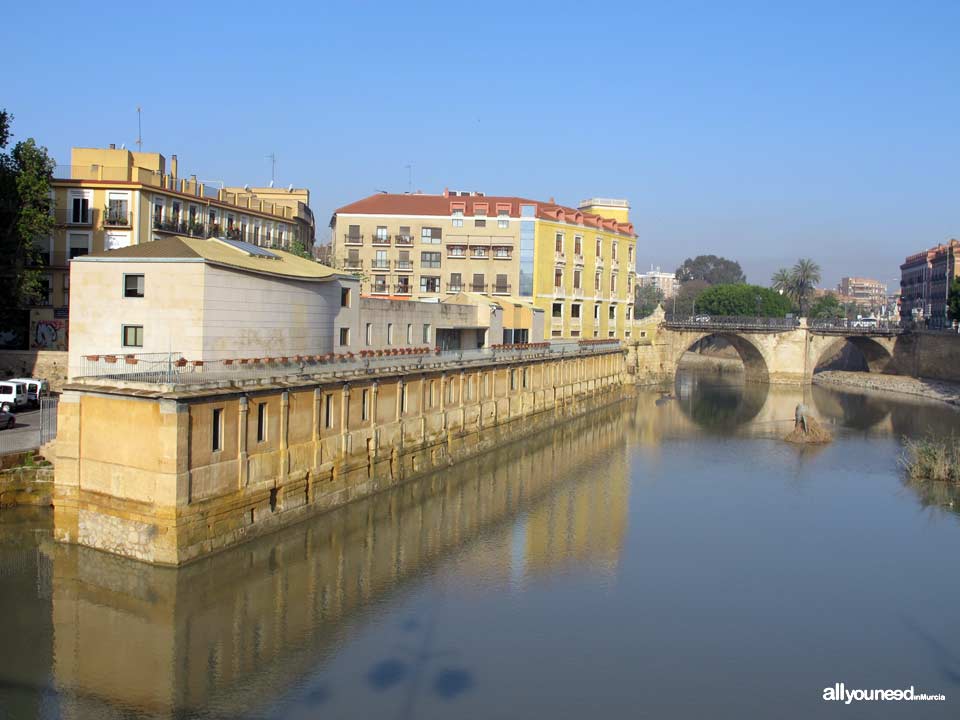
[628, 244, 634, 263]
[324, 393, 334, 429]
[347, 224, 361, 241]
[373, 250, 389, 269]
[554, 269, 563, 288]
[340, 287, 351, 307]
[493, 246, 511, 258]
[594, 304, 600, 320]
[124, 274, 144, 298]
[68, 233, 90, 259]
[573, 270, 581, 289]
[494, 274, 508, 293]
[339, 327, 350, 346]
[396, 277, 411, 293]
[555, 233, 564, 253]
[471, 245, 489, 258]
[212, 409, 223, 452]
[107, 193, 129, 224]
[612, 241, 618, 261]
[596, 237, 602, 257]
[421, 227, 442, 244]
[421, 251, 441, 268]
[498, 208, 509, 228]
[400, 384, 408, 413]
[365, 323, 373, 345]
[552, 302, 563, 318]
[361, 389, 369, 421]
[571, 303, 581, 319]
[452, 208, 464, 227]
[609, 305, 617, 320]
[423, 323, 431, 343]
[510, 369, 517, 391]
[449, 273, 462, 292]
[471, 273, 485, 292]
[122, 325, 143, 347]
[448, 245, 466, 257]
[257, 403, 267, 443]
[595, 271, 602, 291]
[398, 225, 411, 241]
[375, 226, 388, 241]
[387, 323, 394, 344]
[372, 275, 388, 293]
[474, 206, 487, 227]
[154, 201, 164, 225]
[610, 274, 617, 294]
[172, 201, 181, 222]
[406, 323, 413, 344]
[522, 368, 529, 389]
[574, 235, 582, 255]
[420, 276, 440, 292]
[71, 195, 90, 223]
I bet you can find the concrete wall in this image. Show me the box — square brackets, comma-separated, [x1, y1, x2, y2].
[53, 348, 627, 565]
[357, 297, 495, 350]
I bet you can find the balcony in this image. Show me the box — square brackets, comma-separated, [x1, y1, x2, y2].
[493, 252, 512, 260]
[153, 216, 188, 234]
[447, 283, 464, 293]
[394, 234, 414, 246]
[611, 258, 619, 270]
[371, 235, 391, 246]
[395, 260, 413, 272]
[370, 260, 391, 270]
[595, 257, 604, 268]
[447, 249, 467, 259]
[573, 254, 584, 266]
[371, 284, 390, 295]
[470, 283, 487, 293]
[554, 251, 566, 264]
[343, 234, 364, 246]
[104, 210, 132, 228]
[394, 284, 412, 295]
[553, 286, 565, 298]
[470, 250, 490, 260]
[343, 258, 364, 271]
[572, 287, 584, 298]
[55, 208, 97, 226]
[492, 284, 511, 295]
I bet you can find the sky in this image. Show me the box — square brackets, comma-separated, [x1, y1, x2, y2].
[2, 0, 957, 289]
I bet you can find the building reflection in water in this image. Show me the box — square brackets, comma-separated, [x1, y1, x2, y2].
[42, 399, 632, 719]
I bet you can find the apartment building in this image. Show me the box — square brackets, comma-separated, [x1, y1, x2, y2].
[837, 277, 887, 314]
[32, 146, 316, 348]
[329, 190, 636, 340]
[637, 266, 678, 298]
[900, 239, 959, 327]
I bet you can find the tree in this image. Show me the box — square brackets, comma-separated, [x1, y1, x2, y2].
[671, 279, 711, 317]
[633, 284, 664, 319]
[810, 292, 844, 320]
[770, 268, 792, 295]
[788, 258, 821, 315]
[287, 238, 313, 260]
[0, 110, 55, 342]
[695, 284, 793, 317]
[948, 278, 960, 323]
[675, 255, 746, 285]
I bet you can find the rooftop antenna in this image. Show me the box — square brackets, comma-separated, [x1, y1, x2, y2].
[404, 163, 413, 192]
[136, 106, 143, 152]
[266, 153, 276, 186]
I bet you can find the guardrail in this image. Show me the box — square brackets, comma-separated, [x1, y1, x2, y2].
[663, 316, 801, 331]
[74, 341, 623, 390]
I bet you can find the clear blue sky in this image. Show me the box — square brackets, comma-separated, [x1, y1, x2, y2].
[3, 1, 957, 289]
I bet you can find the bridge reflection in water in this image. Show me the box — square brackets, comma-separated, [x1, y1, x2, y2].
[41, 398, 633, 719]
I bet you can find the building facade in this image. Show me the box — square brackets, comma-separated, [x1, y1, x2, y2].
[837, 277, 887, 315]
[34, 146, 316, 349]
[637, 266, 677, 298]
[899, 239, 959, 327]
[329, 191, 637, 340]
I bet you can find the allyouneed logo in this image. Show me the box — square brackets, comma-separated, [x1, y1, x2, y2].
[823, 683, 946, 704]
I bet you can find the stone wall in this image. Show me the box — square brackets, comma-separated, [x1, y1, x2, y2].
[54, 347, 626, 565]
[914, 332, 960, 383]
[0, 464, 53, 508]
[0, 350, 68, 391]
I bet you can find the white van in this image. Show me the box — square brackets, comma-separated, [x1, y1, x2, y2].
[0, 382, 28, 412]
[8, 378, 48, 407]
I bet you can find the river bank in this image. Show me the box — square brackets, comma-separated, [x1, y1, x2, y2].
[814, 370, 960, 409]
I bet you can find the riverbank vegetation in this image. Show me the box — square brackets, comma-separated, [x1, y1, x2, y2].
[901, 435, 960, 483]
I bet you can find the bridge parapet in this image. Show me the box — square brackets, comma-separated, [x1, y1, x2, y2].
[662, 316, 800, 333]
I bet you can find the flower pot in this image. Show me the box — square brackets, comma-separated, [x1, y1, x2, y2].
[125, 357, 138, 365]
[104, 356, 117, 364]
[174, 359, 187, 367]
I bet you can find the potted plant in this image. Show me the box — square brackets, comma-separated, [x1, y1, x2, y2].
[104, 355, 117, 363]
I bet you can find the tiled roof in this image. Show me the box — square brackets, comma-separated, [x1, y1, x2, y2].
[331, 193, 636, 237]
[79, 236, 342, 281]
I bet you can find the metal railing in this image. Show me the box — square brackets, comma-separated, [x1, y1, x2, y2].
[371, 236, 391, 246]
[54, 209, 96, 226]
[394, 235, 414, 245]
[343, 235, 363, 245]
[103, 210, 132, 227]
[492, 284, 511, 294]
[809, 319, 902, 334]
[73, 342, 623, 389]
[396, 260, 413, 271]
[663, 315, 801, 331]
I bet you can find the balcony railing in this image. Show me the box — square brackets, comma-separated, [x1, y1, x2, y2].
[572, 287, 584, 297]
[371, 285, 390, 294]
[395, 260, 413, 271]
[447, 284, 464, 293]
[370, 260, 391, 270]
[343, 258, 363, 270]
[492, 284, 511, 295]
[394, 235, 413, 246]
[493, 252, 512, 260]
[470, 251, 490, 259]
[153, 216, 188, 234]
[343, 234, 363, 245]
[103, 210, 132, 228]
[470, 283, 487, 292]
[394, 284, 412, 294]
[371, 235, 391, 246]
[573, 254, 584, 265]
[55, 209, 97, 226]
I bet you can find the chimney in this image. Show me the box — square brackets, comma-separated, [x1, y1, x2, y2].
[549, 197, 555, 203]
[109, 143, 116, 150]
[171, 154, 178, 178]
[443, 187, 449, 198]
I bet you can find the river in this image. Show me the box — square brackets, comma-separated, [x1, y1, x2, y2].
[2, 372, 959, 719]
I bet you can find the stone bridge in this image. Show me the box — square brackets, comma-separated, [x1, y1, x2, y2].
[629, 317, 960, 386]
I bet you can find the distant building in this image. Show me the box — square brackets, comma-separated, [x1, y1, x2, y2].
[899, 239, 959, 327]
[637, 266, 677, 298]
[34, 146, 316, 350]
[837, 277, 887, 314]
[329, 191, 637, 340]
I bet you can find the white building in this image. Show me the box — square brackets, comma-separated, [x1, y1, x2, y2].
[637, 266, 677, 298]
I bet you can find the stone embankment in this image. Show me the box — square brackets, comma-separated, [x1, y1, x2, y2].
[814, 371, 960, 408]
[0, 451, 54, 508]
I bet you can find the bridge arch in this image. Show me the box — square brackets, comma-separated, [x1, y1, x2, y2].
[811, 335, 897, 375]
[673, 331, 770, 383]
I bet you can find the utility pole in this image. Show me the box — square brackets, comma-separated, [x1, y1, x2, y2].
[266, 153, 277, 185]
[136, 106, 143, 152]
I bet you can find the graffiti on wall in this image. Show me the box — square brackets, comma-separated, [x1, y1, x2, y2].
[30, 319, 67, 350]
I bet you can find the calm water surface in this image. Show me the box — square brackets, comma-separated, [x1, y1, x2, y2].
[2, 373, 960, 720]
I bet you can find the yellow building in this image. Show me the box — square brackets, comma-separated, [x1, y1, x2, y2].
[329, 191, 636, 340]
[32, 146, 316, 348]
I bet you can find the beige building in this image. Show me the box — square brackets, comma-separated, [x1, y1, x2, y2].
[329, 190, 637, 340]
[637, 266, 677, 298]
[837, 276, 887, 314]
[33, 146, 316, 350]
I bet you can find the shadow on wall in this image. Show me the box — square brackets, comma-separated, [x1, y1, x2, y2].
[0, 351, 68, 392]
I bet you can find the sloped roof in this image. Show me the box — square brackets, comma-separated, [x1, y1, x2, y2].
[79, 236, 343, 281]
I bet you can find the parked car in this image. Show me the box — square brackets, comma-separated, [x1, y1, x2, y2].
[0, 408, 15, 430]
[693, 315, 711, 323]
[0, 382, 28, 412]
[8, 378, 48, 407]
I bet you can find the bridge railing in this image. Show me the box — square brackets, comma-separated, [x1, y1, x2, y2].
[808, 319, 901, 334]
[662, 315, 800, 331]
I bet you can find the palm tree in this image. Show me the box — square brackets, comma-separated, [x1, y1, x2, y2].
[790, 258, 821, 315]
[770, 268, 792, 296]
